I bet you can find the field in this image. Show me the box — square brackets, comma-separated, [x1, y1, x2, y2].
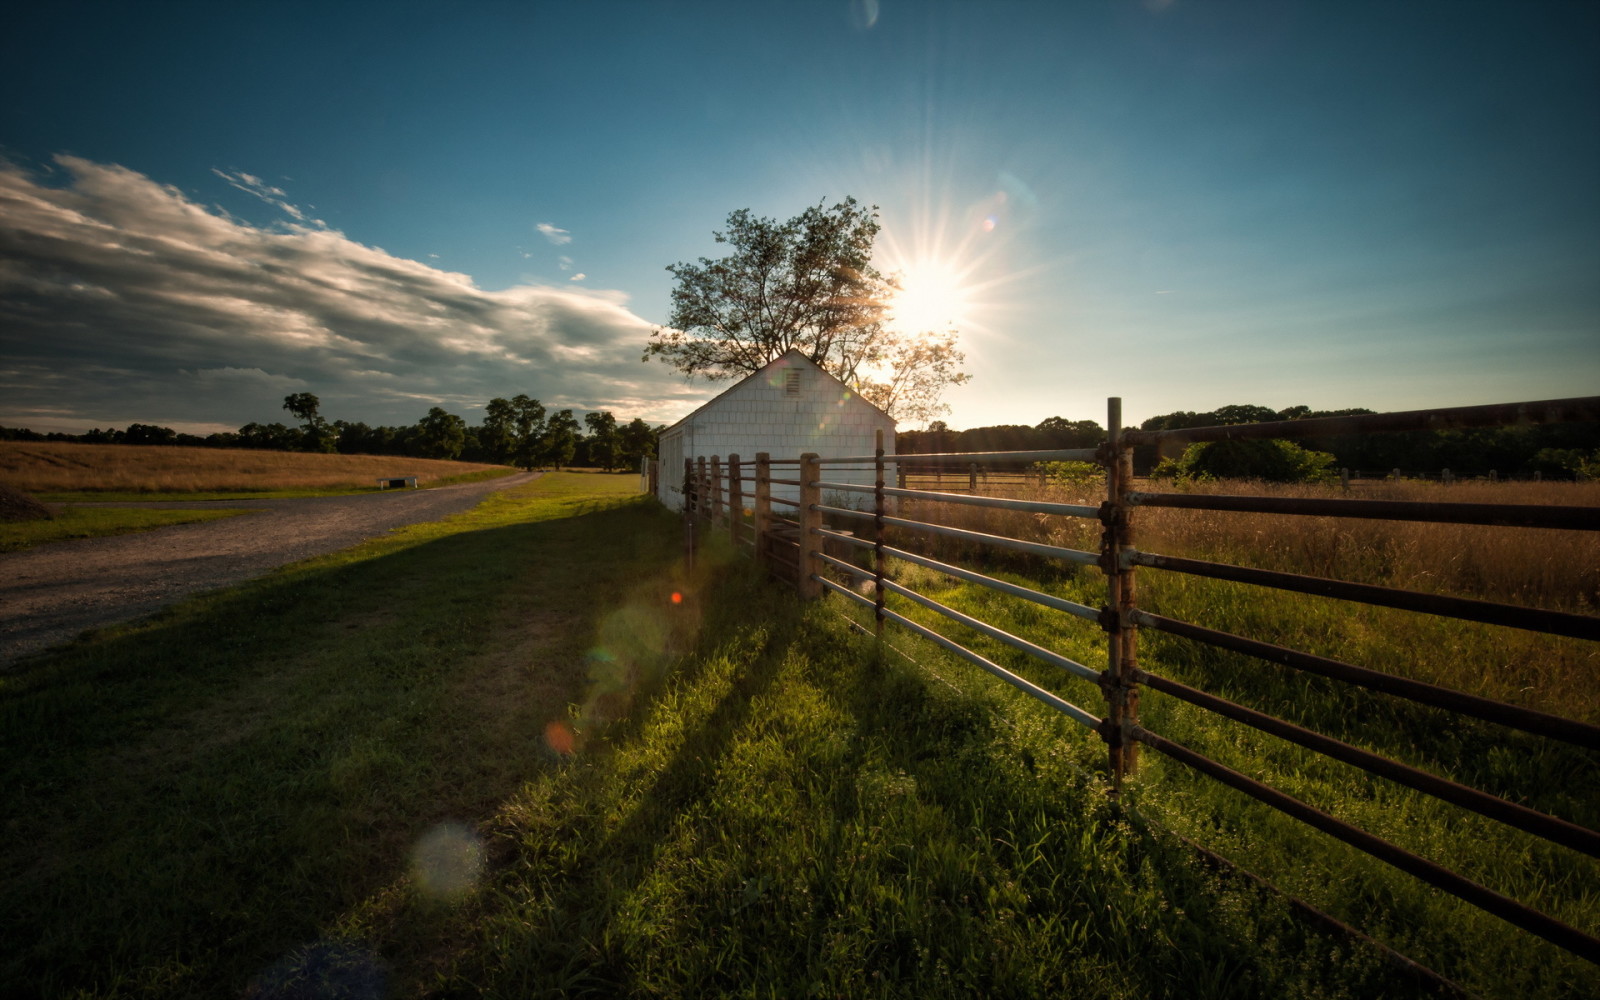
[1, 471, 1594, 997]
[0, 441, 515, 496]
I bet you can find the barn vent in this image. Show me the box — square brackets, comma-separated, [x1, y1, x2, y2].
[785, 369, 801, 396]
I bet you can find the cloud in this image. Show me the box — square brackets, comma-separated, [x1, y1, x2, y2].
[0, 156, 703, 432]
[558, 255, 573, 270]
[212, 167, 312, 224]
[570, 273, 587, 282]
[536, 222, 572, 245]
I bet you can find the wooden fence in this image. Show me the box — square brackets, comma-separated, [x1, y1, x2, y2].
[678, 394, 1600, 981]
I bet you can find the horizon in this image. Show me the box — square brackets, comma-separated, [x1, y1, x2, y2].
[3, 1, 1597, 436]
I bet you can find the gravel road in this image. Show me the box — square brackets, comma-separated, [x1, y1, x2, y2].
[0, 472, 539, 667]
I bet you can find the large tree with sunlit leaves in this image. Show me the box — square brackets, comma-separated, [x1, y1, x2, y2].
[644, 197, 969, 424]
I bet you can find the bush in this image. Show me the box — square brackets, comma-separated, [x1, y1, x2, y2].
[1034, 460, 1105, 489]
[1168, 439, 1337, 484]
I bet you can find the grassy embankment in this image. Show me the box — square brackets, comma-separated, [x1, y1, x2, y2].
[0, 440, 518, 500]
[2, 472, 1593, 997]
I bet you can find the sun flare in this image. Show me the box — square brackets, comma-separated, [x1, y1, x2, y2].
[887, 260, 972, 336]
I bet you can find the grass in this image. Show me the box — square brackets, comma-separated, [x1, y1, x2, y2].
[1, 440, 516, 496]
[0, 505, 259, 551]
[846, 475, 1600, 996]
[34, 466, 525, 502]
[2, 471, 1593, 997]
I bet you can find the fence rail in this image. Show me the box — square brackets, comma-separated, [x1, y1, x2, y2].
[676, 394, 1600, 977]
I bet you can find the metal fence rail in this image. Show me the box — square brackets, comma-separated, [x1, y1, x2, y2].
[677, 394, 1600, 975]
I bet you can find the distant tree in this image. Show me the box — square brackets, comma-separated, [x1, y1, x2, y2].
[583, 411, 620, 471]
[618, 417, 658, 469]
[644, 198, 970, 423]
[414, 407, 467, 460]
[479, 397, 518, 465]
[1162, 439, 1338, 484]
[237, 422, 298, 450]
[1035, 416, 1104, 449]
[510, 395, 547, 470]
[123, 423, 178, 446]
[542, 410, 579, 470]
[282, 393, 336, 452]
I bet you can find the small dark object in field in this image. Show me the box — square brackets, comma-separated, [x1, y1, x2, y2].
[0, 483, 53, 522]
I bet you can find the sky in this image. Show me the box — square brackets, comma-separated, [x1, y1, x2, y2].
[1, 0, 1596, 436]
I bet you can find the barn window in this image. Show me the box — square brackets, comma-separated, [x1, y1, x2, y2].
[785, 369, 801, 396]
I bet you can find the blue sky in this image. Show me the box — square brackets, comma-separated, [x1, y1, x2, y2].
[2, 0, 1596, 435]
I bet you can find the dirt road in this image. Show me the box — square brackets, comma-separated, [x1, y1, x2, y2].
[0, 472, 539, 666]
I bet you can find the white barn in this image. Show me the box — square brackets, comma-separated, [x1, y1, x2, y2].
[655, 350, 897, 511]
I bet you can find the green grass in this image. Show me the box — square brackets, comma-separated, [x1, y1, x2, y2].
[4, 477, 1590, 998]
[855, 555, 1599, 999]
[0, 505, 258, 551]
[34, 466, 522, 503]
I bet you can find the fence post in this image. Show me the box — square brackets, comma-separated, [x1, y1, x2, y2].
[1102, 397, 1141, 790]
[683, 457, 696, 569]
[874, 429, 886, 643]
[710, 455, 723, 527]
[728, 454, 743, 547]
[898, 464, 907, 489]
[696, 457, 709, 525]
[1340, 467, 1350, 490]
[969, 462, 978, 492]
[754, 453, 771, 569]
[798, 453, 823, 599]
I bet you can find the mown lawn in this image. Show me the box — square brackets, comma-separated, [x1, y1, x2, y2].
[4, 472, 1587, 998]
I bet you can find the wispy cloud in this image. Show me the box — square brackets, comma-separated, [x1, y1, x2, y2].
[211, 167, 314, 224]
[536, 222, 572, 245]
[558, 255, 574, 270]
[570, 273, 587, 282]
[0, 156, 703, 432]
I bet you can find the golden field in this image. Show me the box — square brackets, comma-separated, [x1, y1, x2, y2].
[0, 441, 513, 494]
[896, 475, 1600, 721]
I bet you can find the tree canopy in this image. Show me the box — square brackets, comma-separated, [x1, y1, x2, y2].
[644, 198, 969, 424]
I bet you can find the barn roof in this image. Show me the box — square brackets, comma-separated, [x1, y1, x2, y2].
[660, 349, 893, 435]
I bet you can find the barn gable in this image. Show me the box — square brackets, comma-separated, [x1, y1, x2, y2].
[655, 351, 896, 510]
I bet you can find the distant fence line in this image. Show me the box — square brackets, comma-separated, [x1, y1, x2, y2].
[675, 394, 1600, 981]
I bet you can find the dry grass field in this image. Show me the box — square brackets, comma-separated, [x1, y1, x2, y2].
[0, 441, 513, 495]
[894, 475, 1600, 722]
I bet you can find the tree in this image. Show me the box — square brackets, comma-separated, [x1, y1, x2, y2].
[480, 397, 518, 465]
[123, 423, 178, 446]
[644, 198, 969, 423]
[618, 417, 658, 470]
[510, 395, 546, 471]
[282, 393, 336, 452]
[542, 410, 579, 470]
[414, 407, 466, 460]
[583, 411, 620, 471]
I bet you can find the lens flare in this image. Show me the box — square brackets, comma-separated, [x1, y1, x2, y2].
[544, 719, 576, 755]
[410, 822, 484, 901]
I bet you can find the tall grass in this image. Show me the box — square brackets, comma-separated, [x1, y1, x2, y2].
[0, 441, 514, 495]
[846, 474, 1599, 996]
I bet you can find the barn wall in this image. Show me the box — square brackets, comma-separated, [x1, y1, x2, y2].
[651, 358, 895, 511]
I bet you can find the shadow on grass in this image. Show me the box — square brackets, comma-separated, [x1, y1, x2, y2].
[0, 495, 682, 998]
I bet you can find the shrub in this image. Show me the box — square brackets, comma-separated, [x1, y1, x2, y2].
[1171, 439, 1337, 484]
[1034, 459, 1106, 489]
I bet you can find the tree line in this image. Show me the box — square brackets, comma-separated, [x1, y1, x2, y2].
[0, 393, 664, 472]
[897, 404, 1598, 481]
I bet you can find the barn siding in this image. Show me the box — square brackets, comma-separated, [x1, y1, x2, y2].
[653, 353, 895, 511]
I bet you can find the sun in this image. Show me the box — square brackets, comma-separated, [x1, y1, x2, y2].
[887, 259, 972, 336]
